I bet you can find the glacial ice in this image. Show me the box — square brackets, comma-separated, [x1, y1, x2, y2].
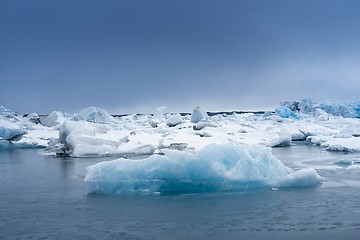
[165, 113, 183, 127]
[275, 106, 299, 119]
[72, 107, 114, 123]
[190, 107, 208, 123]
[41, 111, 68, 128]
[84, 144, 322, 194]
[279, 99, 360, 118]
[0, 119, 26, 141]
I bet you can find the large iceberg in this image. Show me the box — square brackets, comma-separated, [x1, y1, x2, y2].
[85, 144, 322, 195]
[279, 99, 360, 119]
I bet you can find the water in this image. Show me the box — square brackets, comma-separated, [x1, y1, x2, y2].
[1, 144, 360, 239]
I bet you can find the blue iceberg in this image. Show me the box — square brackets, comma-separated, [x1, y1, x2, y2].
[85, 144, 322, 195]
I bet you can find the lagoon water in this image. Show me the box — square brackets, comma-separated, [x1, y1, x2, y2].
[1, 143, 360, 239]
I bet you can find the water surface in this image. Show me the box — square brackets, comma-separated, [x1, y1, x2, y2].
[1, 144, 360, 239]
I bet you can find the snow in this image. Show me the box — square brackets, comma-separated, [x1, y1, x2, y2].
[84, 144, 322, 194]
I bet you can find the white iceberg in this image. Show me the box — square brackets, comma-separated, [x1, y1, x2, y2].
[85, 144, 322, 194]
[0, 119, 26, 141]
[72, 107, 113, 123]
[57, 120, 157, 157]
[25, 113, 40, 124]
[165, 113, 183, 127]
[41, 111, 68, 127]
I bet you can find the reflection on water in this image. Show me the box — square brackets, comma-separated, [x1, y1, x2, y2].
[1, 145, 360, 239]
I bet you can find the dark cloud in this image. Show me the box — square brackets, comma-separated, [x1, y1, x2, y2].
[1, 0, 360, 114]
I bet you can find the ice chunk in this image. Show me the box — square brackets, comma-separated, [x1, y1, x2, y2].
[334, 159, 353, 167]
[58, 120, 155, 157]
[275, 106, 299, 119]
[190, 107, 208, 123]
[193, 120, 218, 130]
[319, 101, 360, 118]
[25, 113, 40, 124]
[275, 168, 322, 188]
[166, 113, 183, 127]
[0, 106, 22, 122]
[41, 111, 67, 127]
[85, 144, 321, 194]
[269, 129, 291, 147]
[72, 107, 113, 123]
[297, 99, 317, 114]
[0, 119, 26, 141]
[313, 108, 329, 121]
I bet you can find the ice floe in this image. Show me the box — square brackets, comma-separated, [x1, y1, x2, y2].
[84, 144, 322, 194]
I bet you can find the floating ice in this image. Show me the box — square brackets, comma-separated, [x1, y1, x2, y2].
[275, 106, 299, 119]
[26, 113, 40, 124]
[319, 101, 360, 118]
[190, 107, 208, 123]
[41, 111, 68, 127]
[280, 99, 360, 118]
[85, 144, 322, 194]
[72, 107, 113, 123]
[57, 120, 156, 157]
[166, 113, 183, 127]
[0, 119, 26, 141]
[193, 120, 218, 130]
[334, 159, 353, 167]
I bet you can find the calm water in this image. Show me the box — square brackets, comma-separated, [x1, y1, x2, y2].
[1, 144, 360, 240]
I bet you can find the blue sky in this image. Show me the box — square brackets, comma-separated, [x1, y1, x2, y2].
[1, 0, 360, 114]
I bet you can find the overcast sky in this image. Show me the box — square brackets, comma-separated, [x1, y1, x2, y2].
[1, 0, 360, 114]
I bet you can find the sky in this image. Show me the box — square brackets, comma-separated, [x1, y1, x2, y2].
[1, 0, 360, 115]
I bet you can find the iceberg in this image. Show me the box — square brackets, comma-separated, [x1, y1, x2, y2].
[0, 119, 26, 141]
[41, 111, 68, 128]
[275, 106, 299, 119]
[72, 107, 113, 123]
[190, 107, 208, 123]
[319, 101, 360, 118]
[57, 120, 156, 157]
[25, 113, 40, 124]
[279, 99, 360, 118]
[85, 144, 322, 195]
[165, 113, 183, 127]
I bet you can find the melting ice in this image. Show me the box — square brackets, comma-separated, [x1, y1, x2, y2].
[84, 144, 322, 194]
